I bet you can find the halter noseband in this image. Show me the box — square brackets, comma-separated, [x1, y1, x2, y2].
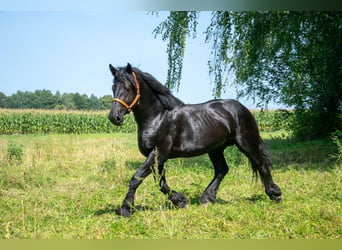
[111, 71, 141, 112]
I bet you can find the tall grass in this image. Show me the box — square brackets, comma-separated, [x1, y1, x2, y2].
[0, 133, 340, 239]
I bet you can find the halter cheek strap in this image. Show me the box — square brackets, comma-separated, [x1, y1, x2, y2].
[111, 72, 141, 112]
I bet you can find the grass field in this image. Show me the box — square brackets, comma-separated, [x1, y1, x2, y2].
[0, 132, 341, 239]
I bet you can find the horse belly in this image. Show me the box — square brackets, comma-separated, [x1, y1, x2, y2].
[169, 120, 232, 158]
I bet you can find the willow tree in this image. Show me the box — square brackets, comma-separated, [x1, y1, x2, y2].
[153, 11, 342, 139]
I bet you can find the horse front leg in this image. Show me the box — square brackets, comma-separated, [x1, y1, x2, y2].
[115, 150, 156, 217]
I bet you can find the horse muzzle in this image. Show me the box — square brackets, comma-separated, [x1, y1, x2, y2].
[108, 112, 124, 126]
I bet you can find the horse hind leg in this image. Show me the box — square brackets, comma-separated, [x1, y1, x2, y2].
[200, 148, 229, 204]
[236, 136, 282, 201]
[157, 164, 189, 208]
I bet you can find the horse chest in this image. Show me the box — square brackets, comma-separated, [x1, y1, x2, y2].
[137, 127, 166, 156]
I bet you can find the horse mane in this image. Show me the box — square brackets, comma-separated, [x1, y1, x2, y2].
[133, 68, 185, 110]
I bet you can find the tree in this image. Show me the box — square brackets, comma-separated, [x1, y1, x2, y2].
[153, 11, 199, 92]
[153, 11, 342, 139]
[54, 91, 63, 107]
[5, 91, 31, 109]
[89, 94, 101, 110]
[1, 90, 113, 111]
[99, 95, 112, 110]
[32, 89, 55, 109]
[0, 92, 7, 108]
[61, 93, 76, 110]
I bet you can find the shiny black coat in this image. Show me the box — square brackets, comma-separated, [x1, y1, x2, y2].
[108, 63, 282, 217]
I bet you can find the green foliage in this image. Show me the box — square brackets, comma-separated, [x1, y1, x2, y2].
[330, 115, 342, 164]
[0, 109, 136, 134]
[252, 109, 292, 132]
[330, 133, 342, 164]
[6, 141, 24, 164]
[153, 11, 199, 91]
[205, 11, 232, 97]
[153, 11, 342, 139]
[288, 109, 320, 140]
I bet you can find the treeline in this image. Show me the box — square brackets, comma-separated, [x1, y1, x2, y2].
[0, 90, 112, 110]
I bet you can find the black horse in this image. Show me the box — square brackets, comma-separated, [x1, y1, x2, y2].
[108, 63, 282, 217]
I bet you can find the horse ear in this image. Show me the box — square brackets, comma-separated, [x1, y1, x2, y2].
[109, 64, 117, 76]
[126, 63, 133, 74]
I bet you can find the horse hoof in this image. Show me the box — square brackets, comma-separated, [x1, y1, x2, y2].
[274, 196, 283, 203]
[200, 202, 210, 207]
[199, 195, 216, 205]
[115, 207, 133, 217]
[175, 197, 189, 208]
[168, 192, 189, 208]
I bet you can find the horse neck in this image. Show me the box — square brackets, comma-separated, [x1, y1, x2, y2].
[132, 80, 166, 128]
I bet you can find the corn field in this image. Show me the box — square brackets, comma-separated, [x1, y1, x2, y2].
[0, 109, 135, 134]
[0, 109, 291, 135]
[252, 109, 292, 132]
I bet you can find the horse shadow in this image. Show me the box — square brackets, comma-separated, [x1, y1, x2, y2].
[93, 194, 266, 217]
[94, 204, 153, 217]
[93, 203, 171, 217]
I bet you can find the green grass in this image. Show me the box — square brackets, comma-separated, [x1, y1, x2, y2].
[0, 132, 341, 239]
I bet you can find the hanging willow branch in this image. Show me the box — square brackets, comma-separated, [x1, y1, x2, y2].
[153, 11, 199, 91]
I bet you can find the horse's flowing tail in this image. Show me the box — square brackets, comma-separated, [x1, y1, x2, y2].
[233, 103, 282, 201]
[250, 139, 273, 184]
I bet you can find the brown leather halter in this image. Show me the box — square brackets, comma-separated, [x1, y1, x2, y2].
[111, 72, 141, 112]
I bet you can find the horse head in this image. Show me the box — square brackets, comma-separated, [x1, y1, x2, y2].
[108, 63, 140, 125]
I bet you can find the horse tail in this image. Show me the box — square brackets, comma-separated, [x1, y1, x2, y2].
[231, 100, 273, 184]
[228, 100, 282, 201]
[251, 139, 273, 184]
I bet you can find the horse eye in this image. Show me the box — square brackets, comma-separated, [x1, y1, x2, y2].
[124, 85, 130, 92]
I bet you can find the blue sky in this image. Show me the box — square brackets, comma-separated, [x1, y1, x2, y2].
[0, 10, 277, 108]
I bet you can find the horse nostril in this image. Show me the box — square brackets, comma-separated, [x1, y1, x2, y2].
[108, 113, 122, 125]
[108, 113, 123, 126]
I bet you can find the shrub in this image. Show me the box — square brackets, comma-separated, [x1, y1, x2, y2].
[330, 114, 342, 164]
[6, 141, 24, 163]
